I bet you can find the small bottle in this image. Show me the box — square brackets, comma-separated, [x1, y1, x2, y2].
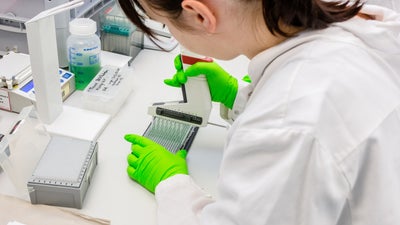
[67, 18, 101, 90]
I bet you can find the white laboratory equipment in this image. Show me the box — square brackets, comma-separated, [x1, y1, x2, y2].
[25, 0, 110, 140]
[147, 48, 213, 127]
[144, 48, 213, 154]
[0, 52, 76, 113]
[67, 18, 101, 90]
[0, 107, 50, 197]
[0, 0, 114, 67]
[0, 106, 98, 209]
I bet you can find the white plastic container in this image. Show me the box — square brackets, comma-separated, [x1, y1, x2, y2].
[67, 18, 101, 90]
[82, 65, 134, 117]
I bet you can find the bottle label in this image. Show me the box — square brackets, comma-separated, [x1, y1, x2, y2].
[68, 46, 101, 90]
[68, 46, 100, 66]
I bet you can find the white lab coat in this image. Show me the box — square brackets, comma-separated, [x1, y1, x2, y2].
[367, 0, 400, 12]
[155, 5, 400, 225]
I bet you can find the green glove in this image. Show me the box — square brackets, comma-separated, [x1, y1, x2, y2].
[242, 74, 252, 83]
[164, 55, 238, 109]
[124, 134, 188, 193]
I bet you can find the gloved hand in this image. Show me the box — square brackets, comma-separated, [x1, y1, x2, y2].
[164, 55, 238, 109]
[124, 134, 188, 193]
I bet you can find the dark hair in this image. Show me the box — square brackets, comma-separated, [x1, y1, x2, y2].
[118, 0, 363, 38]
[118, 0, 182, 39]
[263, 0, 363, 36]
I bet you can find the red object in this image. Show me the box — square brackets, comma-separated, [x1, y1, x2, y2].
[181, 55, 213, 65]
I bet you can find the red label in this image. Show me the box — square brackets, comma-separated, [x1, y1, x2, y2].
[181, 55, 213, 65]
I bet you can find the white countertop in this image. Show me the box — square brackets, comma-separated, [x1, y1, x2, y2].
[0, 49, 249, 225]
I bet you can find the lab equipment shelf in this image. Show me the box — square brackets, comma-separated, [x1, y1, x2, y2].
[0, 0, 114, 55]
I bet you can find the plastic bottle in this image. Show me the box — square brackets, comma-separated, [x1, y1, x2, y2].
[67, 18, 101, 90]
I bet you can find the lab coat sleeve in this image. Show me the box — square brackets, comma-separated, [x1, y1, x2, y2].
[155, 174, 214, 225]
[219, 82, 253, 123]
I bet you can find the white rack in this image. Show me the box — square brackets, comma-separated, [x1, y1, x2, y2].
[0, 0, 114, 58]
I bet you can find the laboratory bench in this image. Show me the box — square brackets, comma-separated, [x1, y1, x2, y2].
[0, 49, 249, 225]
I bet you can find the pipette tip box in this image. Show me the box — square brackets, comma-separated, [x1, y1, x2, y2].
[143, 117, 199, 153]
[27, 135, 98, 209]
[100, 3, 143, 57]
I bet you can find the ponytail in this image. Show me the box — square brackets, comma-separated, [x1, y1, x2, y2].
[262, 0, 363, 36]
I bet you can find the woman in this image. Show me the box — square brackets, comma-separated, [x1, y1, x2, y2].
[120, 0, 400, 224]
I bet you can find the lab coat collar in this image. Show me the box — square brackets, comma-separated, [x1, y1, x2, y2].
[248, 5, 400, 87]
[336, 5, 400, 54]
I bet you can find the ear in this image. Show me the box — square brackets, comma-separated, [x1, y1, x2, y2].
[181, 0, 217, 33]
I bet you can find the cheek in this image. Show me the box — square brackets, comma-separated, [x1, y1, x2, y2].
[166, 25, 230, 59]
[164, 23, 209, 53]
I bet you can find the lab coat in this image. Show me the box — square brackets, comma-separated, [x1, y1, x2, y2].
[367, 0, 400, 12]
[155, 5, 400, 225]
